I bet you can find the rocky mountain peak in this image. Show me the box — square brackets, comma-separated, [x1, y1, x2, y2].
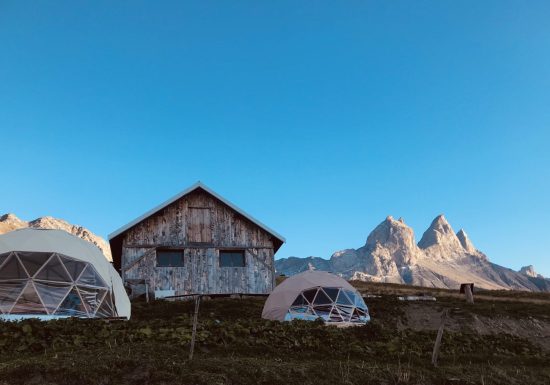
[365, 216, 421, 266]
[456, 229, 476, 253]
[0, 213, 27, 233]
[418, 214, 462, 252]
[1, 213, 19, 221]
[0, 213, 26, 225]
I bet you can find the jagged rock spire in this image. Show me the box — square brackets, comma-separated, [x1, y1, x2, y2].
[456, 229, 476, 253]
[418, 214, 462, 250]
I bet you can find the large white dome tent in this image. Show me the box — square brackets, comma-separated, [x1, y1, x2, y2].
[0, 228, 130, 320]
[262, 270, 370, 325]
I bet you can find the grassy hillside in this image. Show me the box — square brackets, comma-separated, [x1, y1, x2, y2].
[1, 285, 549, 385]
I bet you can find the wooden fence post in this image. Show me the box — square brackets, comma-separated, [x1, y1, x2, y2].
[431, 309, 449, 367]
[189, 295, 201, 361]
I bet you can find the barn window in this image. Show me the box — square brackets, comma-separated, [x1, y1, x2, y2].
[156, 250, 185, 267]
[219, 250, 245, 267]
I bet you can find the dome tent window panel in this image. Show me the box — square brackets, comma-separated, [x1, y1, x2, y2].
[289, 305, 312, 314]
[323, 287, 339, 301]
[0, 252, 10, 270]
[343, 290, 359, 305]
[302, 289, 317, 304]
[11, 282, 46, 314]
[336, 290, 353, 306]
[336, 305, 354, 322]
[313, 289, 332, 305]
[0, 254, 28, 279]
[55, 287, 88, 317]
[34, 281, 72, 314]
[17, 252, 52, 278]
[77, 265, 107, 287]
[291, 293, 308, 306]
[35, 255, 72, 282]
[285, 306, 318, 321]
[312, 304, 332, 320]
[95, 293, 117, 318]
[77, 286, 108, 316]
[0, 281, 27, 313]
[59, 256, 87, 281]
[329, 307, 344, 322]
[351, 292, 367, 308]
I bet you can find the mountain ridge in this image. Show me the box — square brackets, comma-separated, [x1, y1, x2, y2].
[0, 213, 112, 260]
[276, 215, 549, 292]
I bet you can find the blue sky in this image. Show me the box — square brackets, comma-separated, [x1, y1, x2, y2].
[1, 1, 549, 276]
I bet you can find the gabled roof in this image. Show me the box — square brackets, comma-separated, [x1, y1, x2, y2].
[108, 182, 286, 244]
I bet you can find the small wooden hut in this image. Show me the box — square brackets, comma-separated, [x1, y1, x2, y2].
[108, 182, 285, 298]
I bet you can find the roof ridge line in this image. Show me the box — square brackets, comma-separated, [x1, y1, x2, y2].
[108, 182, 285, 243]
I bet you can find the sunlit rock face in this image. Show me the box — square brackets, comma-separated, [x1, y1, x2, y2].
[365, 216, 421, 267]
[456, 229, 476, 254]
[418, 215, 466, 260]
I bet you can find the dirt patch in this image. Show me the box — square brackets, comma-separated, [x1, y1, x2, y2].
[401, 303, 550, 350]
[470, 314, 550, 350]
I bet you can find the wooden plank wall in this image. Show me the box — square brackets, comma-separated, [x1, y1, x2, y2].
[122, 190, 276, 295]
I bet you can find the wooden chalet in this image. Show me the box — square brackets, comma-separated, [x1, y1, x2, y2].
[108, 182, 285, 298]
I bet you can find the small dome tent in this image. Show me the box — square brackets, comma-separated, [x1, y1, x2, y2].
[0, 229, 130, 320]
[262, 270, 370, 324]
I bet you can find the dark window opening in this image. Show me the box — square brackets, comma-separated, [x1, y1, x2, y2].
[219, 250, 245, 267]
[156, 250, 185, 267]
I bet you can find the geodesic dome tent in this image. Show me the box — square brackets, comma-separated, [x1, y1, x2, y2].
[262, 270, 370, 324]
[0, 229, 130, 320]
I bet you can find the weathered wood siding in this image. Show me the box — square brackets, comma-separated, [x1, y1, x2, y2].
[121, 190, 276, 295]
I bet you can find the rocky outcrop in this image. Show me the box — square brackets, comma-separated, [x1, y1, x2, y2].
[518, 265, 550, 291]
[519, 265, 541, 278]
[0, 213, 111, 261]
[275, 214, 547, 292]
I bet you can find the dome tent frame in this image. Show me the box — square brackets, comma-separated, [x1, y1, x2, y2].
[0, 229, 130, 320]
[262, 270, 370, 325]
[0, 251, 116, 318]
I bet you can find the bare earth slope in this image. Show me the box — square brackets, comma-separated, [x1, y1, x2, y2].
[0, 213, 111, 261]
[276, 215, 550, 291]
